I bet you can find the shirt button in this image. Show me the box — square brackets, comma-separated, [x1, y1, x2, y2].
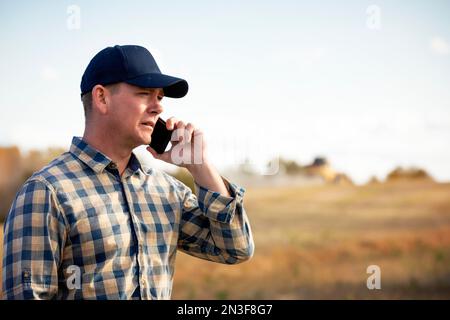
[108, 162, 118, 169]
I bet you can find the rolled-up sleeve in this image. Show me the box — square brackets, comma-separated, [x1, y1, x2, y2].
[176, 176, 255, 264]
[1, 178, 67, 300]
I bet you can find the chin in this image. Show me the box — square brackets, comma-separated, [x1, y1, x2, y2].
[139, 134, 152, 146]
[127, 135, 149, 149]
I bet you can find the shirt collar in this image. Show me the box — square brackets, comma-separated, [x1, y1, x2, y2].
[69, 136, 144, 175]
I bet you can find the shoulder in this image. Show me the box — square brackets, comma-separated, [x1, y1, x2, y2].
[23, 151, 78, 192]
[8, 153, 72, 216]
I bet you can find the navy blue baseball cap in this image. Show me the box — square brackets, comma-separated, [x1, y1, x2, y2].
[80, 45, 188, 98]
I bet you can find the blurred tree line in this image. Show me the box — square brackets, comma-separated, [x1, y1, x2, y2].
[0, 146, 66, 222]
[386, 166, 434, 182]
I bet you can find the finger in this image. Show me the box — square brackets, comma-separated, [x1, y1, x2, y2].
[166, 117, 179, 130]
[184, 123, 195, 143]
[192, 128, 204, 141]
[171, 121, 186, 142]
[171, 129, 182, 143]
[146, 146, 160, 159]
[146, 146, 172, 163]
[175, 120, 186, 130]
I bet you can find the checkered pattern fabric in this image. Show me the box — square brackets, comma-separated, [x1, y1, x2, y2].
[2, 136, 254, 299]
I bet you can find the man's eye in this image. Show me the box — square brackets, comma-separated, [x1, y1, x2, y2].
[139, 92, 149, 96]
[158, 96, 163, 101]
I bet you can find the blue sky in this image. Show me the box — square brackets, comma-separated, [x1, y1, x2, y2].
[1, 1, 449, 184]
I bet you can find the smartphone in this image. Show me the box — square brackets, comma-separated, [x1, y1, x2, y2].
[149, 118, 173, 154]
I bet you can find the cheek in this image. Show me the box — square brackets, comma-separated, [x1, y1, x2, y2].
[110, 102, 135, 126]
[109, 108, 126, 127]
[109, 97, 145, 130]
[114, 112, 136, 131]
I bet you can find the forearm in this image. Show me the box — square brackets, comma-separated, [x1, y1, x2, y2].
[179, 207, 254, 264]
[187, 161, 230, 196]
[176, 171, 254, 264]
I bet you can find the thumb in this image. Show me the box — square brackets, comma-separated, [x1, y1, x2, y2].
[146, 146, 172, 163]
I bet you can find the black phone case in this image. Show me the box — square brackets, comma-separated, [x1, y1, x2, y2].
[149, 118, 173, 154]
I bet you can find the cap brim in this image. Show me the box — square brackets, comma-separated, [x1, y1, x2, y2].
[124, 73, 188, 98]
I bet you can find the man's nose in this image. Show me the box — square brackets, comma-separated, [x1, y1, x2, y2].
[147, 99, 163, 115]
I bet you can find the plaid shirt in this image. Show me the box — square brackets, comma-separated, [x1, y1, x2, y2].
[2, 137, 254, 300]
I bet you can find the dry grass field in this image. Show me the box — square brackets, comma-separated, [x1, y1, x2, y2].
[172, 180, 450, 299]
[1, 180, 449, 299]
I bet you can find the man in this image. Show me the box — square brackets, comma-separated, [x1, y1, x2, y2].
[2, 45, 254, 299]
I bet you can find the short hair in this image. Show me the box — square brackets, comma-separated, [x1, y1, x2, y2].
[81, 83, 120, 119]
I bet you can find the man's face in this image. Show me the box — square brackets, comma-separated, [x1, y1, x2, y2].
[107, 83, 164, 148]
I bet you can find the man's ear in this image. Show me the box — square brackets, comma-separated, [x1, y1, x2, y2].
[91, 85, 109, 115]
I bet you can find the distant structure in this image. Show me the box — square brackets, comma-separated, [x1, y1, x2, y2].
[221, 156, 353, 187]
[303, 157, 353, 185]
